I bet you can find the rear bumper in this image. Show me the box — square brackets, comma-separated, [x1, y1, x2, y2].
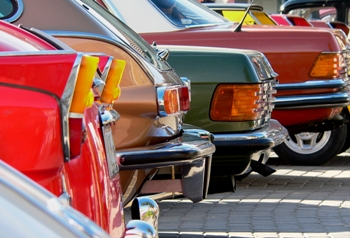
[274, 79, 350, 109]
[211, 119, 288, 176]
[116, 126, 215, 203]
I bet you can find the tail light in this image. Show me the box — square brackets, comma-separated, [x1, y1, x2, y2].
[309, 52, 347, 79]
[100, 59, 126, 104]
[158, 85, 191, 116]
[210, 83, 276, 122]
[69, 55, 99, 159]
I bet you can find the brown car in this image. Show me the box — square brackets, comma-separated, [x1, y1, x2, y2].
[2, 0, 216, 205]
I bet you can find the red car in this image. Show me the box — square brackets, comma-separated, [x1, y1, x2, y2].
[0, 20, 157, 237]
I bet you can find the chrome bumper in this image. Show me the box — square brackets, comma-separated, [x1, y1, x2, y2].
[116, 126, 215, 203]
[213, 119, 288, 151]
[211, 119, 287, 176]
[274, 79, 350, 109]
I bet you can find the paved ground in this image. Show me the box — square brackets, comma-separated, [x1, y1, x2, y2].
[126, 152, 350, 238]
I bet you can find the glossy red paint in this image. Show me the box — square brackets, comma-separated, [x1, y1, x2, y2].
[65, 103, 124, 235]
[0, 20, 124, 235]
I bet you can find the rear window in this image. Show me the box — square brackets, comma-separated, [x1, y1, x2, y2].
[288, 6, 337, 22]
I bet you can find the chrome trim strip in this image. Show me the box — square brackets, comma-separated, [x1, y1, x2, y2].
[101, 0, 127, 23]
[213, 119, 287, 147]
[68, 112, 84, 119]
[275, 92, 350, 109]
[274, 79, 347, 90]
[100, 56, 114, 83]
[0, 50, 76, 57]
[61, 53, 83, 162]
[2, 0, 24, 23]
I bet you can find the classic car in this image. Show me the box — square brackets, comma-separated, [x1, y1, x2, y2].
[97, 0, 350, 166]
[280, 0, 350, 27]
[89, 0, 288, 183]
[0, 19, 158, 237]
[0, 160, 111, 238]
[1, 0, 216, 205]
[2, 0, 287, 190]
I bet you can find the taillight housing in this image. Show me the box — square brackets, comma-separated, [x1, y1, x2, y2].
[210, 83, 276, 122]
[157, 85, 191, 116]
[309, 52, 347, 79]
[69, 55, 99, 159]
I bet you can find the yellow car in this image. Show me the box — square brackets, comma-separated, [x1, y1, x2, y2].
[204, 3, 277, 25]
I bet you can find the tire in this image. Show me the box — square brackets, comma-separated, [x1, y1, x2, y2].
[339, 125, 350, 153]
[273, 126, 347, 165]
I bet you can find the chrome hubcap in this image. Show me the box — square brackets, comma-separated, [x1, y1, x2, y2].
[283, 131, 332, 154]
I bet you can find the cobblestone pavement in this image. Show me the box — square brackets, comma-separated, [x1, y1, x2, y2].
[126, 152, 350, 238]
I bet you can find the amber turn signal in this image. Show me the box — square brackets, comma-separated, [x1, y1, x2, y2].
[100, 59, 126, 104]
[210, 84, 274, 121]
[309, 52, 346, 79]
[70, 55, 99, 114]
[164, 88, 180, 114]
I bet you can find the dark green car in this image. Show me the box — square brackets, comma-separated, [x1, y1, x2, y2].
[157, 44, 287, 182]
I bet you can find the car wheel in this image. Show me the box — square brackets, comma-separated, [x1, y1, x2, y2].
[339, 125, 350, 153]
[273, 126, 347, 165]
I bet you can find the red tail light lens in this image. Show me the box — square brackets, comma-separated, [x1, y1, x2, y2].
[179, 86, 190, 111]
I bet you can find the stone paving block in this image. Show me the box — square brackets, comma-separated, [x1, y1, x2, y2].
[159, 232, 181, 238]
[155, 155, 350, 238]
[179, 232, 204, 238]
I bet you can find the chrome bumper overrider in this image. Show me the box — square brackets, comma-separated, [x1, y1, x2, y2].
[116, 125, 215, 203]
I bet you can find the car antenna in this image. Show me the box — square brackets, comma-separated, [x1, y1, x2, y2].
[234, 0, 255, 32]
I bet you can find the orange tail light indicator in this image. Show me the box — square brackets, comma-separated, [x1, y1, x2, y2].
[100, 59, 126, 105]
[309, 52, 347, 79]
[70, 55, 99, 114]
[158, 85, 191, 116]
[69, 55, 99, 159]
[210, 83, 276, 122]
